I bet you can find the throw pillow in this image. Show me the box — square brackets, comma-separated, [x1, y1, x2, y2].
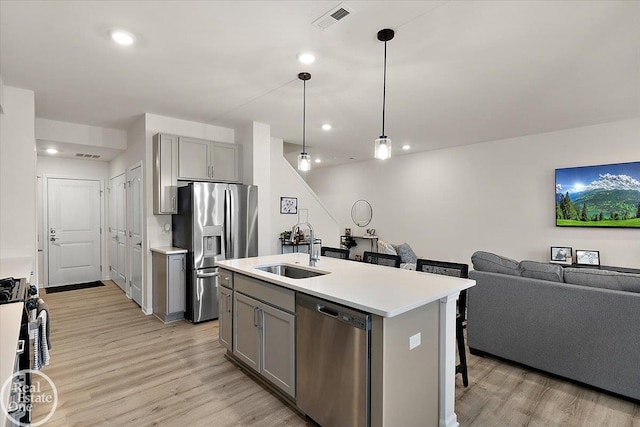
[520, 260, 563, 282]
[471, 251, 521, 276]
[395, 243, 417, 264]
[377, 240, 398, 256]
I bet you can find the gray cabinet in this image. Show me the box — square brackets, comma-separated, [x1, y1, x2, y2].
[151, 249, 186, 322]
[232, 274, 295, 397]
[178, 137, 241, 182]
[218, 269, 233, 351]
[153, 133, 178, 214]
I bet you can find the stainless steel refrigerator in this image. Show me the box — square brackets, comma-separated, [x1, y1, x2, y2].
[172, 182, 258, 323]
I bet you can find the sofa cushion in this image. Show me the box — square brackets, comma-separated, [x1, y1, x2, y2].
[394, 243, 417, 264]
[471, 251, 521, 276]
[520, 260, 564, 282]
[564, 268, 640, 293]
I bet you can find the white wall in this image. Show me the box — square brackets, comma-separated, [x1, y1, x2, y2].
[270, 137, 340, 255]
[37, 156, 111, 285]
[0, 86, 36, 265]
[36, 118, 127, 150]
[308, 118, 640, 268]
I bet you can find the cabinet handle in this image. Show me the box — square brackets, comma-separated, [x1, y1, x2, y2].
[172, 196, 176, 210]
[227, 294, 231, 313]
[253, 306, 259, 327]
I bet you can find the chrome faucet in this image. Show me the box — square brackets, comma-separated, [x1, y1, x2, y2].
[291, 221, 319, 267]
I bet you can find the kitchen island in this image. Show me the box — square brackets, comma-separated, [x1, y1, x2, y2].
[217, 253, 475, 427]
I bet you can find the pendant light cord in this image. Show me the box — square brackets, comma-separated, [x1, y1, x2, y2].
[303, 79, 306, 153]
[382, 39, 388, 137]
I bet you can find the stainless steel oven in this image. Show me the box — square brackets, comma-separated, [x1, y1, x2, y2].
[1, 277, 38, 426]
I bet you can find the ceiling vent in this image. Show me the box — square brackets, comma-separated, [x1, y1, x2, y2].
[313, 3, 353, 31]
[76, 153, 101, 159]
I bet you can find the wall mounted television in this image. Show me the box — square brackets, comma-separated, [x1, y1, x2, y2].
[556, 161, 640, 228]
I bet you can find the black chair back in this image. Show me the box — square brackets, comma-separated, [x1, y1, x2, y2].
[362, 251, 401, 268]
[416, 259, 469, 316]
[321, 246, 350, 260]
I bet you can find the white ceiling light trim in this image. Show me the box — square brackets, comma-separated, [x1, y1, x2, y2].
[321, 123, 332, 131]
[46, 148, 58, 154]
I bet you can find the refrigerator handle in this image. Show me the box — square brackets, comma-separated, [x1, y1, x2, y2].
[225, 188, 232, 258]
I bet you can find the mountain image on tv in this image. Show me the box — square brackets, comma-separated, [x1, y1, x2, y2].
[555, 161, 640, 228]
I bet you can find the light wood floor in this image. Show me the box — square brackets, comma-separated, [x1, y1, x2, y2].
[33, 281, 639, 426]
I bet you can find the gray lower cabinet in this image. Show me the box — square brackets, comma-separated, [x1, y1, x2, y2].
[219, 285, 233, 351]
[152, 250, 186, 322]
[232, 275, 295, 398]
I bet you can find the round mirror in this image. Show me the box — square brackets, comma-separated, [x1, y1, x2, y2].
[351, 200, 373, 227]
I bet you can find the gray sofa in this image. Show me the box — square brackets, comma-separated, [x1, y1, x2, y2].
[467, 251, 640, 401]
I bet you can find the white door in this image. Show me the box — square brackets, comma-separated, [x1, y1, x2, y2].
[128, 164, 143, 306]
[47, 178, 101, 287]
[109, 173, 126, 290]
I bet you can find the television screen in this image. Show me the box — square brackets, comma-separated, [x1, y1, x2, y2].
[555, 161, 640, 228]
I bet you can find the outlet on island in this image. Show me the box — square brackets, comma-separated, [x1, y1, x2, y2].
[409, 332, 421, 350]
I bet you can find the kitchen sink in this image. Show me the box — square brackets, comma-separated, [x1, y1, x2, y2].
[255, 264, 328, 279]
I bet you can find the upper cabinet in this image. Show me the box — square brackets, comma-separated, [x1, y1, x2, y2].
[153, 133, 242, 214]
[177, 136, 241, 182]
[153, 133, 179, 214]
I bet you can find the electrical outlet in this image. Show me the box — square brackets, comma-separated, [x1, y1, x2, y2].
[409, 332, 421, 350]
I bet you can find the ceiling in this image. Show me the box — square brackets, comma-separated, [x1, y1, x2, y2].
[2, 1, 639, 167]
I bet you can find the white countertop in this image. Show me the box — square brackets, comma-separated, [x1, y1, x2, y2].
[0, 303, 24, 427]
[150, 246, 188, 255]
[0, 257, 33, 282]
[217, 253, 475, 318]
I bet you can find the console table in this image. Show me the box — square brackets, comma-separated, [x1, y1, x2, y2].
[340, 235, 379, 253]
[279, 238, 322, 254]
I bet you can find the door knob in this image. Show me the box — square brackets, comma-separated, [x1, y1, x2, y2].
[50, 237, 57, 242]
[136, 242, 142, 246]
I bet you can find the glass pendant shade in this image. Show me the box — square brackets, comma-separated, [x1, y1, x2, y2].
[298, 152, 311, 171]
[374, 137, 391, 160]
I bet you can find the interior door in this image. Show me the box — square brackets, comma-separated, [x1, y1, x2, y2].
[47, 178, 101, 287]
[109, 173, 126, 290]
[128, 164, 143, 306]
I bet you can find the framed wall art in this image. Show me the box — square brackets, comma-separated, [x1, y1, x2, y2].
[280, 197, 297, 214]
[555, 161, 640, 228]
[576, 250, 600, 266]
[550, 246, 572, 265]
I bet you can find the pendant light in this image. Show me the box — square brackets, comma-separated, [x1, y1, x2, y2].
[374, 28, 395, 160]
[297, 72, 311, 172]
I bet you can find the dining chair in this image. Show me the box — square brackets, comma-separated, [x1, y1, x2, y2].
[321, 246, 350, 260]
[362, 251, 401, 268]
[416, 258, 470, 387]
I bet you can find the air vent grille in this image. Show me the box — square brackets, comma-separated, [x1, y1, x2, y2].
[331, 8, 350, 20]
[76, 153, 101, 159]
[313, 3, 353, 31]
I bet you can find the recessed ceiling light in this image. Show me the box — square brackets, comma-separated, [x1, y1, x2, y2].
[297, 52, 316, 64]
[321, 123, 332, 131]
[315, 158, 322, 164]
[110, 30, 135, 46]
[46, 148, 58, 154]
[402, 144, 411, 150]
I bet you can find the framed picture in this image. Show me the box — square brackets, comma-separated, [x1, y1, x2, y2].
[550, 246, 572, 265]
[576, 250, 600, 266]
[555, 161, 640, 228]
[280, 197, 297, 214]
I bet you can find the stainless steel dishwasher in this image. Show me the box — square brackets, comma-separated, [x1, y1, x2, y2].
[296, 293, 371, 427]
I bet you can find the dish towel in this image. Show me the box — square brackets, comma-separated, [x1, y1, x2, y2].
[33, 299, 51, 370]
